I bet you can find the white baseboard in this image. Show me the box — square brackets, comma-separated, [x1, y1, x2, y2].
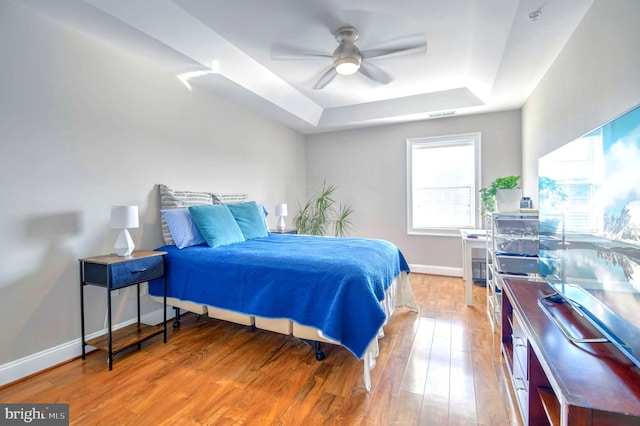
[0, 305, 174, 387]
[409, 263, 462, 277]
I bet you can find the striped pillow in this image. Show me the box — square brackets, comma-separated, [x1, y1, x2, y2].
[214, 193, 249, 204]
[159, 184, 220, 245]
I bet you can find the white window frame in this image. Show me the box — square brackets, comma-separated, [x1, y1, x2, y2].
[406, 132, 482, 237]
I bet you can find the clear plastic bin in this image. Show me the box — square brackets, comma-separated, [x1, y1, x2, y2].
[472, 257, 487, 286]
[495, 254, 539, 275]
[495, 237, 539, 256]
[494, 216, 538, 237]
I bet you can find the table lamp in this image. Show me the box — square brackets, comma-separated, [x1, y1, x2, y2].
[275, 203, 288, 232]
[110, 205, 139, 256]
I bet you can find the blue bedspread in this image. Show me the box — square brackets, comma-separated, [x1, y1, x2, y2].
[149, 233, 410, 359]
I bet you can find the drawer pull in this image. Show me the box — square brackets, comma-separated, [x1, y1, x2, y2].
[513, 336, 526, 347]
[131, 268, 148, 274]
[514, 377, 527, 391]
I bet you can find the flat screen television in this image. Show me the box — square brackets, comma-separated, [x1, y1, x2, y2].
[538, 104, 640, 369]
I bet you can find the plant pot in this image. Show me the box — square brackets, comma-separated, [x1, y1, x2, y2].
[495, 188, 522, 212]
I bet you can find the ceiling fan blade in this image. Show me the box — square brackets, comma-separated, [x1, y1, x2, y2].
[359, 62, 393, 85]
[271, 43, 332, 61]
[361, 33, 427, 60]
[313, 67, 338, 90]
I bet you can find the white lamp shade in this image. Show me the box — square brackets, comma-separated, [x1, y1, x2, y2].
[275, 204, 288, 217]
[110, 206, 139, 229]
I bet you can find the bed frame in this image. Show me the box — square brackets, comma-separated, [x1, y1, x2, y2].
[151, 271, 415, 391]
[157, 297, 332, 360]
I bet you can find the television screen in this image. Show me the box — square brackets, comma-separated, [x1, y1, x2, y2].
[538, 104, 640, 368]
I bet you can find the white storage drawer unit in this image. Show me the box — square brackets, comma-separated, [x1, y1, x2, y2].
[486, 212, 539, 331]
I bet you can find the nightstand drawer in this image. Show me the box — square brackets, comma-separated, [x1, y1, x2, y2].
[84, 255, 164, 289]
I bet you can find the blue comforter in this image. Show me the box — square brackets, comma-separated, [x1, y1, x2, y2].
[149, 233, 410, 359]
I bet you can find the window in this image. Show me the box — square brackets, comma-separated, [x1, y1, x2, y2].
[407, 133, 481, 236]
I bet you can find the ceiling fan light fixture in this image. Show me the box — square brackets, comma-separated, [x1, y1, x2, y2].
[335, 56, 360, 75]
[274, 24, 425, 89]
[332, 26, 361, 75]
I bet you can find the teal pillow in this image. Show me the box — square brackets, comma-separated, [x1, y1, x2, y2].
[226, 201, 269, 239]
[188, 205, 245, 248]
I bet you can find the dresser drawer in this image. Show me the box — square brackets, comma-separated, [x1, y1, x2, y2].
[83, 255, 164, 289]
[512, 312, 528, 379]
[511, 306, 530, 423]
[511, 351, 529, 425]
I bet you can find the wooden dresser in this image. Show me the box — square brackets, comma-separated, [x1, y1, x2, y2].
[501, 279, 640, 425]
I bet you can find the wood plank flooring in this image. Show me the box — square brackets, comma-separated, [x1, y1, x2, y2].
[0, 274, 521, 425]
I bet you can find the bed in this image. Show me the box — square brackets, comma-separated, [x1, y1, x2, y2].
[148, 184, 417, 390]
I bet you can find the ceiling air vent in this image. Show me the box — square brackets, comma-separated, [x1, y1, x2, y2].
[429, 111, 456, 118]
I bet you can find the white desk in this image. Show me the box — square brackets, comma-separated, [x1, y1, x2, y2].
[460, 229, 487, 306]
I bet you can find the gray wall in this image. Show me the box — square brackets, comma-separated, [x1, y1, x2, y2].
[522, 0, 640, 199]
[4, 0, 640, 381]
[305, 110, 522, 271]
[0, 1, 305, 366]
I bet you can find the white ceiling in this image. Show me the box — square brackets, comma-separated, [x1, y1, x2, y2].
[15, 0, 593, 134]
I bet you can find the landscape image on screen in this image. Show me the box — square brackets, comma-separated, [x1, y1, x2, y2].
[538, 105, 640, 367]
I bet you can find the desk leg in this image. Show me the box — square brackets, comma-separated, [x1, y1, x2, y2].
[465, 242, 473, 306]
[461, 240, 467, 283]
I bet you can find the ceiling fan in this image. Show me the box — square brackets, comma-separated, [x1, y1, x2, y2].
[271, 25, 427, 90]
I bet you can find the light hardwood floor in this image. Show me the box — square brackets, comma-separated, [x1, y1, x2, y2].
[0, 274, 521, 425]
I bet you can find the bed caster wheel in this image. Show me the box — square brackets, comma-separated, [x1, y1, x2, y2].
[302, 339, 325, 361]
[172, 307, 181, 328]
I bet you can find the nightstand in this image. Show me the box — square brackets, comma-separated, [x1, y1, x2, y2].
[270, 228, 298, 234]
[79, 250, 167, 370]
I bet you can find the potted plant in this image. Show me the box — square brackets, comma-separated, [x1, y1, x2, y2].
[293, 181, 354, 236]
[480, 175, 521, 215]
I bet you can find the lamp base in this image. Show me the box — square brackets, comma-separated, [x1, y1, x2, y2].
[114, 228, 135, 256]
[277, 216, 286, 232]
